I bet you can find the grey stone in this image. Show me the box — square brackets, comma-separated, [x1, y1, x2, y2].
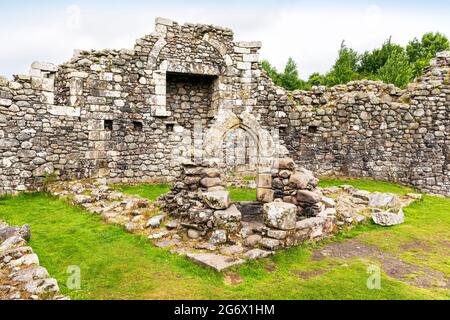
[263, 202, 297, 230]
[259, 238, 281, 250]
[0, 236, 26, 251]
[371, 208, 405, 226]
[146, 215, 164, 228]
[243, 249, 273, 260]
[203, 191, 231, 210]
[0, 225, 31, 242]
[186, 253, 245, 272]
[209, 229, 227, 245]
[368, 192, 398, 208]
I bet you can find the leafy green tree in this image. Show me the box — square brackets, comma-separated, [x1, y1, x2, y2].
[280, 57, 304, 90]
[377, 50, 414, 88]
[307, 72, 327, 87]
[358, 37, 404, 76]
[406, 32, 450, 76]
[261, 60, 282, 86]
[326, 41, 360, 86]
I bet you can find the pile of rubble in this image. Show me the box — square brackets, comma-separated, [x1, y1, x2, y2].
[48, 168, 421, 272]
[48, 180, 162, 235]
[0, 221, 67, 300]
[159, 164, 241, 241]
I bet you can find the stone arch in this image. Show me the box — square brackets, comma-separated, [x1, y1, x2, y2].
[147, 37, 167, 69]
[202, 33, 234, 67]
[203, 109, 278, 171]
[147, 34, 233, 71]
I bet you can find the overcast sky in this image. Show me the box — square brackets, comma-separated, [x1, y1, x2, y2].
[1, 0, 449, 79]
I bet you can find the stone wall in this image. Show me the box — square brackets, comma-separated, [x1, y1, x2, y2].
[0, 17, 449, 197]
[288, 52, 450, 196]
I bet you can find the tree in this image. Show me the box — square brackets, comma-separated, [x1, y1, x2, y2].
[261, 60, 282, 86]
[406, 32, 450, 76]
[280, 57, 304, 90]
[377, 50, 414, 88]
[326, 41, 360, 86]
[307, 72, 327, 87]
[358, 37, 404, 76]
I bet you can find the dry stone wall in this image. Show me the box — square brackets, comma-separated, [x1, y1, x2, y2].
[0, 17, 449, 197]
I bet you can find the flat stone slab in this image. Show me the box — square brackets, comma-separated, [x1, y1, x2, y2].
[186, 252, 245, 272]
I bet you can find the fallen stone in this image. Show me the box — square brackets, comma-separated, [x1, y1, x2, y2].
[259, 237, 281, 250]
[243, 249, 273, 260]
[214, 204, 242, 225]
[220, 244, 244, 255]
[186, 253, 245, 272]
[165, 220, 180, 229]
[194, 242, 217, 251]
[406, 193, 422, 200]
[352, 190, 371, 202]
[371, 208, 404, 226]
[146, 215, 164, 228]
[368, 192, 398, 208]
[72, 194, 91, 205]
[243, 234, 262, 247]
[187, 228, 201, 239]
[321, 196, 336, 208]
[148, 230, 169, 239]
[154, 239, 179, 248]
[263, 202, 297, 230]
[209, 229, 227, 245]
[203, 190, 231, 210]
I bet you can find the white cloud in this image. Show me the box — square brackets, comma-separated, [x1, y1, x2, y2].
[0, 2, 449, 79]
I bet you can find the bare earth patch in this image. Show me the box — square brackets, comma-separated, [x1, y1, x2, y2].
[399, 240, 433, 251]
[224, 273, 244, 286]
[312, 239, 449, 289]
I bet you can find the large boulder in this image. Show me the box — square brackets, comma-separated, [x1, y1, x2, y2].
[203, 190, 231, 210]
[263, 202, 297, 230]
[214, 205, 242, 232]
[368, 192, 398, 208]
[371, 208, 404, 226]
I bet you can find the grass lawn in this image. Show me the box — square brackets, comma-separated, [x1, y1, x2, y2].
[0, 179, 449, 300]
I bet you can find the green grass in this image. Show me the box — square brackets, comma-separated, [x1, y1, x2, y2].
[228, 187, 257, 202]
[319, 178, 417, 195]
[1, 179, 449, 300]
[112, 183, 171, 201]
[115, 182, 257, 203]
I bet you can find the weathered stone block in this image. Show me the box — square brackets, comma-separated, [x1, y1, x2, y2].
[204, 190, 231, 210]
[257, 188, 274, 203]
[263, 202, 297, 230]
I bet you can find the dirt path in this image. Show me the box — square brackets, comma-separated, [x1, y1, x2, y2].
[312, 239, 449, 289]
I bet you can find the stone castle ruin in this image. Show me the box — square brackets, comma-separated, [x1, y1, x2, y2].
[0, 17, 449, 198]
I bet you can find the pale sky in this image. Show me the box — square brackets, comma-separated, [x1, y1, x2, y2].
[1, 0, 449, 79]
